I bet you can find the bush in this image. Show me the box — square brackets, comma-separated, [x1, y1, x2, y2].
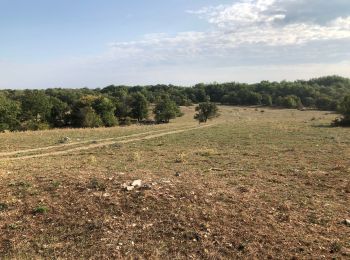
[194, 102, 219, 123]
[154, 96, 182, 123]
[101, 112, 118, 127]
[333, 95, 350, 126]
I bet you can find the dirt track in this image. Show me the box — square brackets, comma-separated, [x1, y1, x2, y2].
[0, 126, 193, 157]
[0, 124, 215, 161]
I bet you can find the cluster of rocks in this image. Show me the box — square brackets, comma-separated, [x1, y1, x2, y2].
[58, 136, 71, 144]
[122, 180, 151, 191]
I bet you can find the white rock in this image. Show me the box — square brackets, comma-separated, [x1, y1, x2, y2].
[343, 219, 350, 226]
[131, 180, 142, 187]
[126, 186, 134, 191]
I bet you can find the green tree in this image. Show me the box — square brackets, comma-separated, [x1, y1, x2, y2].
[70, 95, 103, 128]
[261, 94, 273, 106]
[20, 90, 53, 123]
[74, 106, 103, 128]
[115, 92, 131, 120]
[194, 102, 219, 123]
[154, 96, 182, 123]
[0, 94, 21, 132]
[93, 97, 118, 127]
[49, 97, 70, 127]
[334, 95, 350, 126]
[130, 93, 149, 122]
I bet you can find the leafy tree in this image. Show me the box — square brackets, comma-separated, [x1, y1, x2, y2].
[221, 92, 240, 105]
[303, 97, 315, 107]
[115, 92, 131, 120]
[93, 97, 118, 127]
[73, 106, 103, 128]
[70, 95, 102, 128]
[316, 97, 337, 111]
[154, 96, 182, 123]
[334, 95, 350, 126]
[0, 94, 21, 132]
[261, 94, 273, 106]
[283, 95, 302, 109]
[20, 90, 53, 122]
[130, 93, 149, 122]
[194, 102, 219, 123]
[49, 97, 70, 127]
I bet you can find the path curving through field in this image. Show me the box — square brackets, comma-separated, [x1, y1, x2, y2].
[0, 124, 216, 161]
[0, 125, 195, 158]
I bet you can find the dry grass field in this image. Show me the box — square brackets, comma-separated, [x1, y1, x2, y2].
[0, 106, 349, 259]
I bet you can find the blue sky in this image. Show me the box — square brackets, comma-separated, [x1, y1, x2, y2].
[1, 0, 350, 88]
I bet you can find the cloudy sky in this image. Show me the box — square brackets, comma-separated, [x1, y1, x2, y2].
[1, 0, 350, 88]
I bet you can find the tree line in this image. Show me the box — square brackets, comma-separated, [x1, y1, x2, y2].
[1, 75, 350, 131]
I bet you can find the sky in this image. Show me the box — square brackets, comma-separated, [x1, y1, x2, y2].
[1, 0, 350, 89]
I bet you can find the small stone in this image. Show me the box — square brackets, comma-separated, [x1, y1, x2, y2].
[59, 137, 71, 144]
[141, 184, 152, 190]
[131, 180, 142, 187]
[175, 172, 181, 177]
[343, 219, 350, 226]
[126, 186, 134, 191]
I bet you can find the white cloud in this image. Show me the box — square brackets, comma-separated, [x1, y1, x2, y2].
[1, 0, 350, 88]
[103, 0, 350, 66]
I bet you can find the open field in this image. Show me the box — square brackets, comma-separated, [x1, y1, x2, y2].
[0, 106, 349, 259]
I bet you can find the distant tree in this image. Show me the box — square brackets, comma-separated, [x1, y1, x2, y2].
[74, 106, 103, 128]
[93, 97, 118, 127]
[20, 90, 53, 122]
[130, 93, 149, 122]
[154, 96, 182, 123]
[221, 92, 240, 105]
[49, 97, 70, 128]
[333, 95, 350, 126]
[303, 97, 315, 107]
[115, 92, 131, 120]
[261, 94, 273, 106]
[194, 102, 219, 123]
[0, 94, 21, 132]
[316, 97, 337, 111]
[70, 95, 103, 128]
[283, 95, 302, 109]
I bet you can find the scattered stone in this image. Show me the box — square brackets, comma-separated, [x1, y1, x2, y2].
[342, 219, 350, 226]
[141, 184, 152, 190]
[131, 180, 142, 187]
[58, 136, 71, 144]
[210, 168, 223, 172]
[122, 183, 134, 191]
[126, 186, 134, 191]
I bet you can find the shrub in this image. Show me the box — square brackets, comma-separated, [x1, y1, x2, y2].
[154, 96, 182, 123]
[333, 95, 350, 126]
[194, 102, 219, 123]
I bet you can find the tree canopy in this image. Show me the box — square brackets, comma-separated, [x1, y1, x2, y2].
[1, 75, 350, 131]
[194, 102, 219, 123]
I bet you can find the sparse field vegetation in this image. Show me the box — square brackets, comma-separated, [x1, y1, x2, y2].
[0, 106, 349, 259]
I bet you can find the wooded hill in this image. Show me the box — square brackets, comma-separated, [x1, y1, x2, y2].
[1, 75, 350, 131]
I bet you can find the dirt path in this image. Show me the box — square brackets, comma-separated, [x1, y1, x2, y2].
[0, 125, 193, 157]
[1, 124, 215, 161]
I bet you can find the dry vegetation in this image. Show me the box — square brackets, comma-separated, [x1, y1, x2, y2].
[0, 106, 349, 259]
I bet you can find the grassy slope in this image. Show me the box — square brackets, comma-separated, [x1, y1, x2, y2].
[0, 106, 349, 259]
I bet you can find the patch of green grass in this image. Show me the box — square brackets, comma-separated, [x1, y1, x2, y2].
[33, 206, 49, 214]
